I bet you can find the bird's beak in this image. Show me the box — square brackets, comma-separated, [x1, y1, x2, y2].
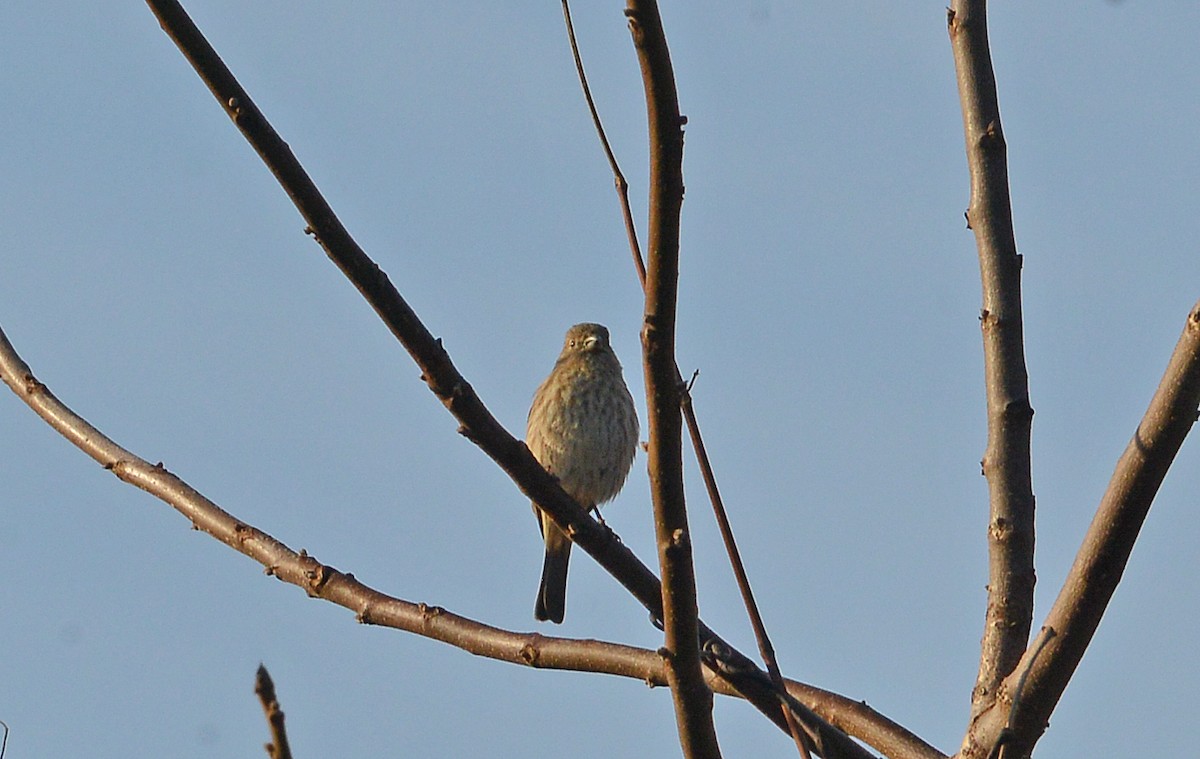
[583, 336, 599, 350]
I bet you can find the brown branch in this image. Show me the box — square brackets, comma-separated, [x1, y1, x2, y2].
[624, 2, 718, 757]
[132, 4, 897, 756]
[1, 322, 937, 759]
[255, 665, 294, 759]
[684, 389, 812, 758]
[561, 5, 812, 753]
[946, 0, 1036, 719]
[959, 302, 1200, 758]
[143, 0, 662, 640]
[0, 321, 922, 759]
[560, 0, 646, 285]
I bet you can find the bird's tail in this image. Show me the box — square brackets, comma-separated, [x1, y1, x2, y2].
[535, 518, 572, 624]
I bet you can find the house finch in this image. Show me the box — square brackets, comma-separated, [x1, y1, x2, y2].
[526, 323, 639, 623]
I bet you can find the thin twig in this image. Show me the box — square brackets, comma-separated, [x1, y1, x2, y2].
[959, 301, 1200, 758]
[560, 0, 646, 285]
[0, 321, 910, 758]
[683, 391, 811, 759]
[947, 0, 1036, 720]
[255, 665, 294, 759]
[561, 5, 811, 755]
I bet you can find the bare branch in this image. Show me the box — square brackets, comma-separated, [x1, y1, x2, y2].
[560, 0, 646, 285]
[960, 302, 1200, 758]
[946, 0, 1036, 718]
[622, 2, 719, 756]
[131, 3, 906, 755]
[684, 391, 812, 758]
[142, 0, 662, 637]
[0, 321, 913, 759]
[255, 665, 294, 759]
[561, 7, 813, 754]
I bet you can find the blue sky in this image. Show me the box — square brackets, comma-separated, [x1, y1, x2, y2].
[1, 2, 1197, 757]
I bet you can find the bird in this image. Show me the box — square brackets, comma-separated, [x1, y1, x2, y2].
[526, 323, 639, 623]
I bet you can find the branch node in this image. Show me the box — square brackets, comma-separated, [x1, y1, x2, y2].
[519, 639, 541, 666]
[302, 558, 334, 595]
[979, 119, 1004, 148]
[21, 373, 45, 395]
[417, 602, 444, 624]
[667, 527, 689, 551]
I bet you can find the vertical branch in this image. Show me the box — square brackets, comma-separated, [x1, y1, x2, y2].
[960, 303, 1200, 758]
[947, 0, 1036, 718]
[562, 8, 807, 753]
[625, 2, 719, 757]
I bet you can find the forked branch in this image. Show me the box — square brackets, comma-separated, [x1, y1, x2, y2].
[0, 320, 927, 759]
[139, 2, 882, 756]
[959, 302, 1200, 758]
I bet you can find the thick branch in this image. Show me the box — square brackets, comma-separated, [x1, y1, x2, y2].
[562, 7, 810, 752]
[625, 3, 717, 757]
[959, 302, 1200, 759]
[0, 321, 933, 759]
[133, 4, 897, 755]
[947, 0, 1036, 717]
[143, 0, 663, 632]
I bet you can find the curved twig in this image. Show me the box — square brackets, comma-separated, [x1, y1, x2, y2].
[947, 0, 1036, 718]
[959, 302, 1200, 758]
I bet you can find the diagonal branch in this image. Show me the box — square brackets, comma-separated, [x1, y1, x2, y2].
[959, 302, 1200, 759]
[143, 0, 660, 637]
[0, 321, 935, 758]
[947, 0, 1036, 719]
[559, 0, 646, 286]
[136, 3, 887, 756]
